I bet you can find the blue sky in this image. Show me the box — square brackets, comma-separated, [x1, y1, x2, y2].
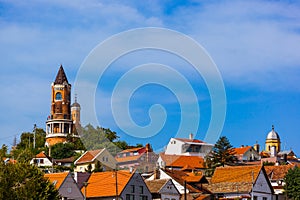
[0, 0, 300, 155]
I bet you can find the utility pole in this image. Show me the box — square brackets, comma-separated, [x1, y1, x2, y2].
[83, 181, 89, 200]
[251, 170, 254, 200]
[184, 180, 187, 200]
[33, 124, 36, 149]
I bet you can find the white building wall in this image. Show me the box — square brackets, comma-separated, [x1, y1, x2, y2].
[252, 170, 273, 200]
[164, 139, 184, 155]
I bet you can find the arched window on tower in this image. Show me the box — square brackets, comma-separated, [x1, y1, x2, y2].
[55, 92, 62, 101]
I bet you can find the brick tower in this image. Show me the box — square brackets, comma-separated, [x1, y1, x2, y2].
[45, 65, 79, 146]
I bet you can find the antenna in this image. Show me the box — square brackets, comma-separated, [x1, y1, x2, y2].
[33, 124, 37, 149]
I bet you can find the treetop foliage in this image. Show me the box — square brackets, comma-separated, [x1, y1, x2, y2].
[284, 166, 300, 200]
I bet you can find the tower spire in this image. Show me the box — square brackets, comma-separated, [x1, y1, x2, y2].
[54, 65, 69, 84]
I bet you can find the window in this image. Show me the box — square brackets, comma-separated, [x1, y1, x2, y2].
[130, 185, 135, 193]
[164, 198, 170, 200]
[263, 197, 267, 200]
[55, 92, 62, 100]
[140, 195, 148, 200]
[40, 159, 44, 164]
[139, 186, 143, 194]
[254, 196, 257, 200]
[126, 194, 135, 200]
[106, 157, 108, 162]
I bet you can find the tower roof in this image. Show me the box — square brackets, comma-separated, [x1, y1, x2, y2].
[71, 94, 81, 107]
[54, 65, 69, 84]
[267, 125, 280, 140]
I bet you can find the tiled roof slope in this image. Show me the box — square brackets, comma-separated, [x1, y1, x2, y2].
[116, 155, 142, 163]
[75, 149, 103, 164]
[160, 153, 205, 168]
[233, 146, 251, 155]
[44, 172, 69, 189]
[145, 179, 169, 193]
[208, 165, 261, 193]
[175, 138, 204, 143]
[265, 165, 294, 180]
[83, 170, 134, 198]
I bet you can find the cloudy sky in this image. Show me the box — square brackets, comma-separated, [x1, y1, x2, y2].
[1, 0, 300, 154]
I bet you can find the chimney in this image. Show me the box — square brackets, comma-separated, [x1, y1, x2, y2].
[189, 133, 193, 140]
[253, 142, 260, 153]
[154, 168, 160, 179]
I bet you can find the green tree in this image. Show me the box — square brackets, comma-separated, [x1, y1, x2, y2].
[51, 143, 76, 159]
[0, 161, 59, 199]
[93, 160, 103, 172]
[0, 144, 8, 158]
[79, 124, 128, 155]
[284, 167, 300, 200]
[206, 136, 237, 168]
[85, 163, 92, 173]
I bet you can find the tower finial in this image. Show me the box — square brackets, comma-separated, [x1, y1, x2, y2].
[272, 125, 274, 131]
[75, 93, 78, 103]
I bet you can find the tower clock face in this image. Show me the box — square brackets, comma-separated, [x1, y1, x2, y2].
[55, 92, 62, 100]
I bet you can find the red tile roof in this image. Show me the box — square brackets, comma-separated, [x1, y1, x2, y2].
[265, 165, 294, 180]
[233, 146, 251, 155]
[82, 170, 134, 198]
[175, 138, 204, 143]
[145, 179, 170, 193]
[119, 147, 144, 153]
[207, 165, 263, 193]
[160, 153, 205, 169]
[75, 149, 103, 164]
[44, 172, 69, 189]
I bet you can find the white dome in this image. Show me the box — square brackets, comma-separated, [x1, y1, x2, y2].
[267, 125, 280, 140]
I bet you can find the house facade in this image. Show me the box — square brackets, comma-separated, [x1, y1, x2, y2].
[116, 144, 158, 173]
[164, 135, 213, 157]
[74, 148, 117, 172]
[145, 179, 180, 200]
[30, 151, 53, 167]
[208, 165, 274, 200]
[83, 170, 152, 200]
[234, 146, 260, 162]
[44, 172, 84, 200]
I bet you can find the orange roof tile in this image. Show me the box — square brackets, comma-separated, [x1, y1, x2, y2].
[145, 179, 169, 193]
[2, 157, 17, 164]
[211, 165, 261, 184]
[116, 154, 142, 163]
[208, 165, 263, 193]
[82, 170, 134, 198]
[233, 146, 251, 155]
[120, 147, 144, 153]
[265, 165, 294, 180]
[160, 153, 205, 169]
[36, 151, 50, 159]
[76, 149, 103, 164]
[44, 172, 69, 189]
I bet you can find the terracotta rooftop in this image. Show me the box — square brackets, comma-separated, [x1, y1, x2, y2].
[119, 147, 144, 153]
[208, 165, 262, 193]
[35, 151, 50, 159]
[233, 146, 252, 155]
[82, 170, 134, 198]
[265, 165, 294, 180]
[75, 149, 103, 164]
[163, 169, 201, 193]
[145, 179, 170, 193]
[44, 172, 69, 189]
[160, 153, 205, 169]
[116, 154, 142, 163]
[175, 138, 205, 143]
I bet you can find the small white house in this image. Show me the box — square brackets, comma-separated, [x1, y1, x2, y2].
[164, 135, 213, 157]
[30, 151, 53, 167]
[145, 179, 180, 200]
[207, 165, 274, 200]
